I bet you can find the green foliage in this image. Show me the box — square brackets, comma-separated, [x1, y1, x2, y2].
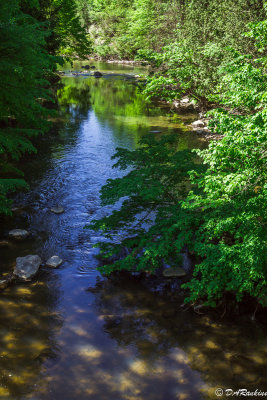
[76, 0, 181, 58]
[88, 134, 199, 273]
[76, 0, 265, 109]
[0, 0, 90, 214]
[139, 0, 265, 106]
[0, 0, 58, 213]
[184, 28, 266, 305]
[89, 21, 267, 306]
[21, 0, 91, 57]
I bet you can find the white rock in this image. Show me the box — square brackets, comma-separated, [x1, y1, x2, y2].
[180, 97, 190, 104]
[14, 255, 42, 280]
[8, 229, 29, 240]
[46, 256, 63, 268]
[192, 119, 205, 128]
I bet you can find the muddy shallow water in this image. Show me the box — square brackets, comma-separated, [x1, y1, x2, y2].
[0, 62, 266, 400]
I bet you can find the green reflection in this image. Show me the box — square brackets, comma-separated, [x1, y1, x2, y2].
[57, 74, 201, 150]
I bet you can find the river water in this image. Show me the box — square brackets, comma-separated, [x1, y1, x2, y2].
[0, 62, 266, 400]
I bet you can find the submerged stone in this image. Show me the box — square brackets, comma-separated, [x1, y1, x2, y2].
[8, 229, 30, 240]
[163, 267, 187, 278]
[14, 255, 42, 280]
[50, 206, 65, 214]
[46, 255, 63, 268]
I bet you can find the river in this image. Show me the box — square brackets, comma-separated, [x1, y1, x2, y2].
[0, 62, 266, 400]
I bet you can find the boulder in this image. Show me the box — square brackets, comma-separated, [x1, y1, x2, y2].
[46, 256, 63, 268]
[83, 65, 90, 69]
[149, 130, 162, 133]
[192, 119, 205, 128]
[14, 255, 42, 280]
[173, 98, 195, 112]
[8, 229, 30, 240]
[94, 71, 103, 78]
[50, 206, 64, 214]
[163, 266, 187, 278]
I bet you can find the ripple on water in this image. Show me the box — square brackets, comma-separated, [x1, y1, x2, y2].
[76, 264, 98, 277]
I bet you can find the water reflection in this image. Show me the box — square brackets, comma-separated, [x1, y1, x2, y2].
[57, 74, 201, 150]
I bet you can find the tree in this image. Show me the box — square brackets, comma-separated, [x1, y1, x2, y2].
[140, 0, 265, 107]
[0, 0, 58, 213]
[21, 0, 91, 57]
[89, 16, 267, 307]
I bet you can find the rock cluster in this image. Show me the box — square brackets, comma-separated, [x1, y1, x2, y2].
[173, 97, 195, 112]
[191, 118, 211, 134]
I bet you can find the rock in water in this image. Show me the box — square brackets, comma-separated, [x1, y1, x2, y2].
[163, 267, 187, 278]
[46, 256, 63, 268]
[8, 229, 29, 240]
[94, 71, 103, 78]
[192, 119, 205, 128]
[14, 255, 42, 280]
[50, 206, 64, 214]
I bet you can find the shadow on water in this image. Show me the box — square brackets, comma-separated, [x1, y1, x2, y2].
[87, 275, 267, 399]
[0, 63, 266, 399]
[0, 272, 63, 399]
